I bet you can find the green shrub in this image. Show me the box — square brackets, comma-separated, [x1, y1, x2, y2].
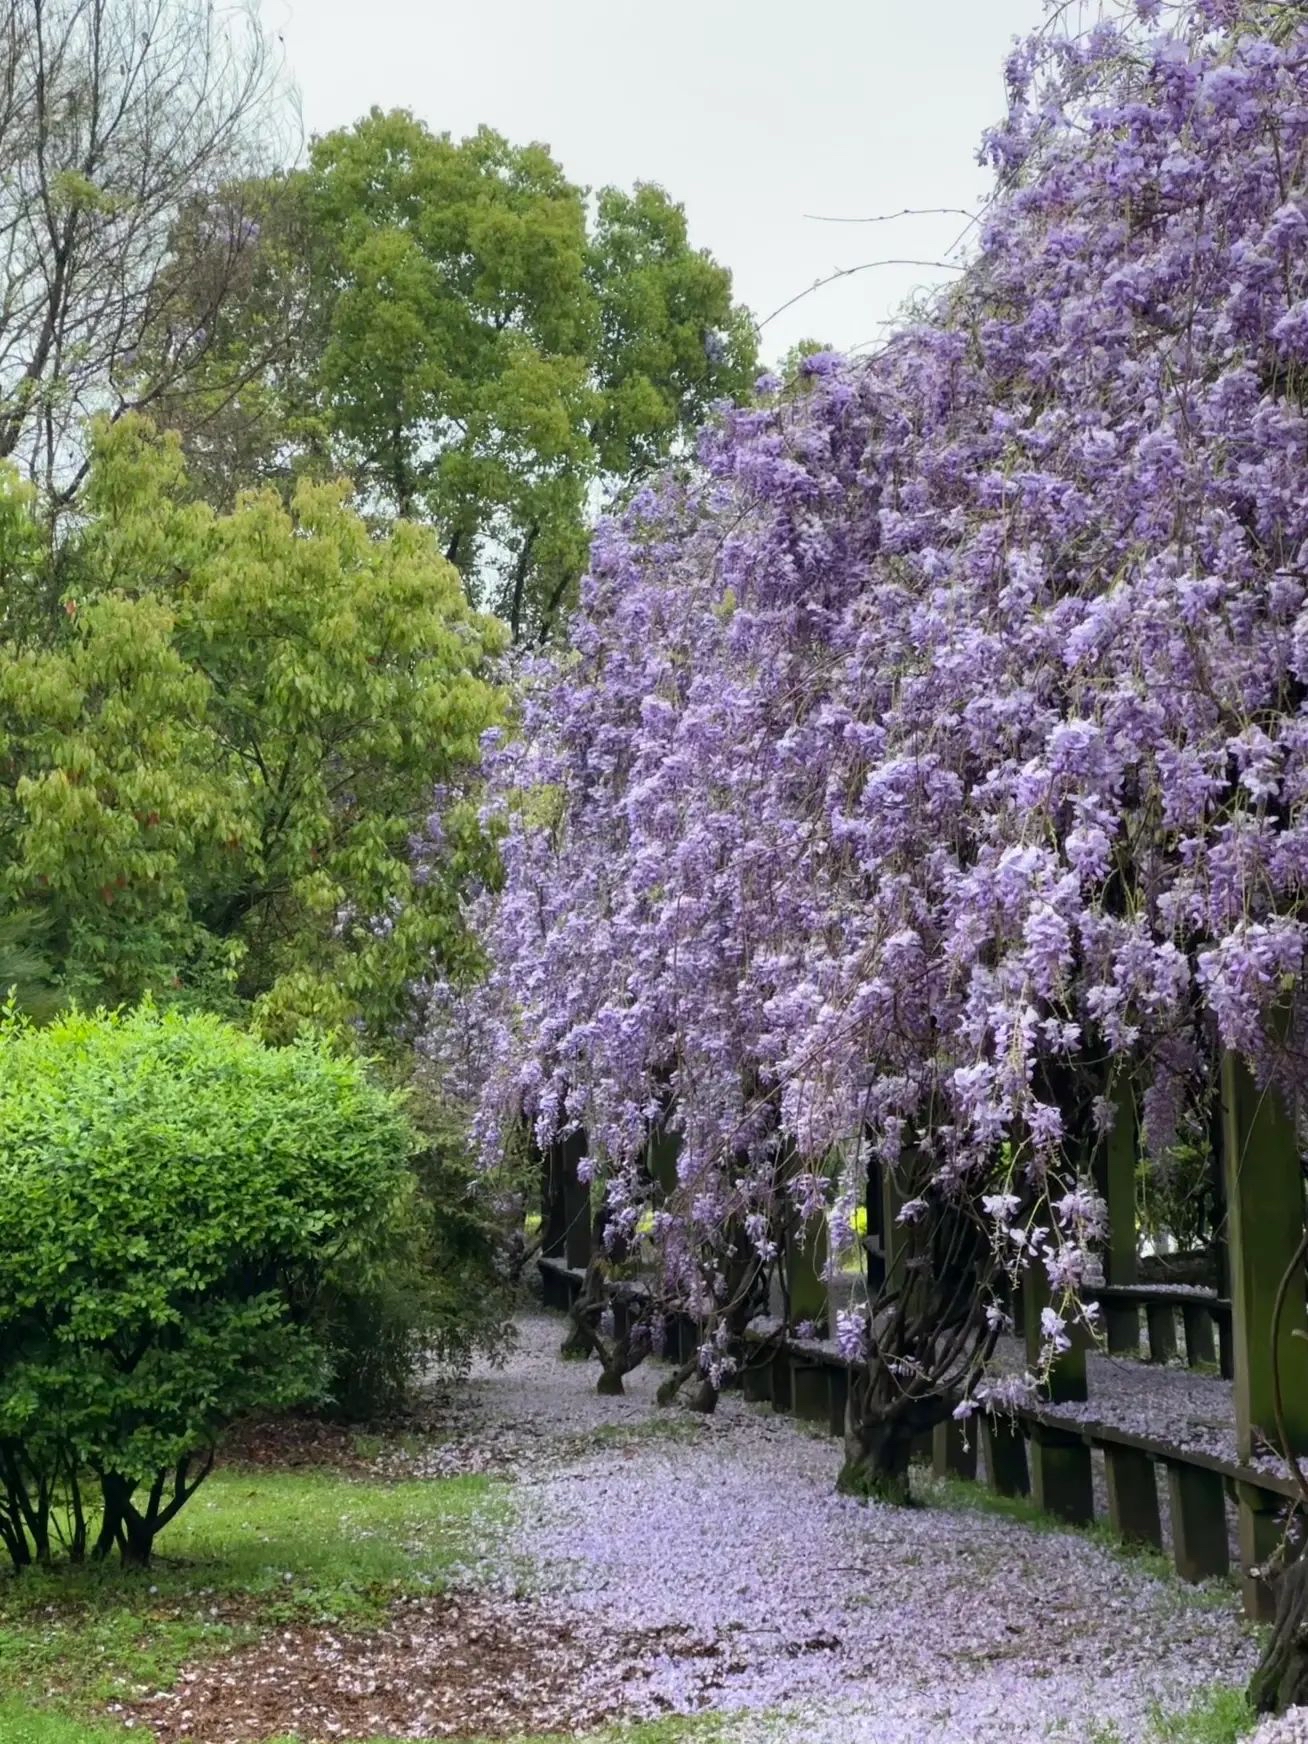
[0, 1003, 411, 1568]
[315, 1114, 515, 1420]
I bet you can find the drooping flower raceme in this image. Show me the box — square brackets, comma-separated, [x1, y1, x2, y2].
[434, 1, 1308, 1388]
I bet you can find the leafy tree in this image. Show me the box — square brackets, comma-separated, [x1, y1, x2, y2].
[0, 416, 506, 1035]
[0, 0, 297, 517]
[161, 113, 758, 639]
[0, 1003, 412, 1567]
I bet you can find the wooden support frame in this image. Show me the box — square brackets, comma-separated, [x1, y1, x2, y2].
[1220, 1046, 1308, 1611]
[980, 1415, 1030, 1498]
[933, 1417, 978, 1481]
[770, 1347, 793, 1412]
[1100, 1078, 1141, 1355]
[828, 1366, 849, 1438]
[1144, 1302, 1179, 1365]
[1030, 1424, 1095, 1525]
[558, 1127, 592, 1271]
[741, 1352, 773, 1404]
[1103, 1444, 1162, 1548]
[791, 1361, 830, 1426]
[784, 1219, 830, 1336]
[1166, 1461, 1230, 1582]
[1181, 1302, 1218, 1369]
[1235, 1480, 1285, 1624]
[1024, 1267, 1088, 1403]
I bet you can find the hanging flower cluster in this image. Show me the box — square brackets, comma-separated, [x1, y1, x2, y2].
[433, 0, 1308, 1367]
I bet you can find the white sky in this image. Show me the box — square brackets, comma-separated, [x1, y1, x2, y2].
[270, 0, 1048, 365]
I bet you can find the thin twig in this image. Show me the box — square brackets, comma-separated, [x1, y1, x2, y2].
[757, 259, 967, 332]
[803, 206, 978, 226]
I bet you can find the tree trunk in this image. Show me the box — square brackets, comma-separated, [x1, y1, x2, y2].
[656, 1352, 700, 1407]
[1249, 1554, 1308, 1714]
[559, 1322, 592, 1359]
[91, 1487, 124, 1562]
[0, 1503, 31, 1570]
[838, 1414, 919, 1505]
[688, 1376, 719, 1414]
[595, 1368, 625, 1396]
[118, 1513, 154, 1568]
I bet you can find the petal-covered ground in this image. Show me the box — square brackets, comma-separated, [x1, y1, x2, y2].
[127, 1310, 1259, 1742]
[482, 1315, 1256, 1743]
[1256, 1714, 1308, 1743]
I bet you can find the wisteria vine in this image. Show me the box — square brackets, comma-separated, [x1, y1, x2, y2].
[424, 0, 1308, 1451]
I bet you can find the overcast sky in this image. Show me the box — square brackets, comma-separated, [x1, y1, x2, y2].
[271, 0, 1048, 364]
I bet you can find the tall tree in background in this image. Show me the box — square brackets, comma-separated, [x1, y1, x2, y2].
[0, 417, 506, 1037]
[160, 112, 759, 640]
[0, 0, 297, 516]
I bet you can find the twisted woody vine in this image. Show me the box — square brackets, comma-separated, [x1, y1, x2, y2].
[421, 0, 1308, 1710]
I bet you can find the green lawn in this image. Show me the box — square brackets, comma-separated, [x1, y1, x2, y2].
[0, 1707, 723, 1744]
[0, 1466, 500, 1734]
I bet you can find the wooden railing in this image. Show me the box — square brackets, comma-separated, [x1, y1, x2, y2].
[538, 1253, 1294, 1617]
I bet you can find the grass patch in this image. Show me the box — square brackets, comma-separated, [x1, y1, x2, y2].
[0, 1716, 723, 1744]
[0, 1703, 134, 1743]
[1087, 1683, 1255, 1744]
[1144, 1684, 1256, 1743]
[0, 1467, 502, 1719]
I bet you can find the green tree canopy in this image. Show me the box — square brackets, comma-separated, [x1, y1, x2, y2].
[153, 113, 758, 640]
[0, 416, 506, 1037]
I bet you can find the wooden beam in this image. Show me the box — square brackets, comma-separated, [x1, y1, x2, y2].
[1100, 1077, 1141, 1355]
[1104, 1444, 1162, 1549]
[1166, 1461, 1229, 1583]
[980, 1415, 1030, 1498]
[1220, 1048, 1308, 1459]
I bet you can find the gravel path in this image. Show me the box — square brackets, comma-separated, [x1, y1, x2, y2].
[444, 1312, 1259, 1743]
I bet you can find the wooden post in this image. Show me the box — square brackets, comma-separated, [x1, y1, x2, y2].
[880, 1150, 910, 1279]
[1221, 1046, 1308, 1618]
[791, 1360, 830, 1425]
[1235, 1481, 1285, 1621]
[864, 1153, 887, 1291]
[672, 1313, 699, 1365]
[770, 1347, 793, 1412]
[980, 1415, 1030, 1498]
[1145, 1301, 1178, 1364]
[1024, 1264, 1093, 1516]
[1218, 1312, 1235, 1382]
[1099, 1079, 1140, 1355]
[1103, 1444, 1162, 1549]
[784, 1199, 830, 1336]
[649, 1125, 681, 1193]
[1181, 1302, 1217, 1368]
[828, 1366, 849, 1437]
[933, 1417, 978, 1481]
[742, 1352, 772, 1404]
[1024, 1269, 1088, 1403]
[1030, 1424, 1095, 1525]
[541, 1127, 566, 1259]
[1166, 1461, 1230, 1582]
[558, 1127, 591, 1271]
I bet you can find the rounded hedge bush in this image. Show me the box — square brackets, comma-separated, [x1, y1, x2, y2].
[0, 1003, 412, 1567]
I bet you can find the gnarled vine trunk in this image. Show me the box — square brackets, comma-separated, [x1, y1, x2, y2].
[1249, 1554, 1308, 1715]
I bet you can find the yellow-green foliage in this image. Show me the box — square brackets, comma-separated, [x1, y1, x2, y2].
[0, 417, 507, 1035]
